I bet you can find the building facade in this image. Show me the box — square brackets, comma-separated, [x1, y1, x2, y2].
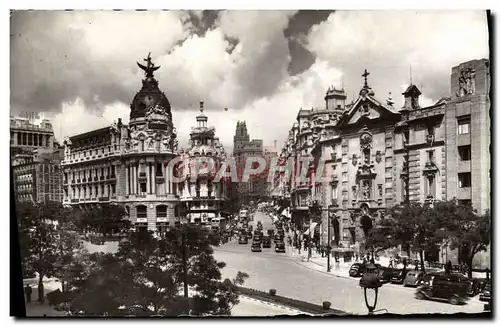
[276, 59, 490, 266]
[12, 147, 64, 204]
[10, 115, 56, 157]
[62, 56, 181, 231]
[177, 102, 231, 225]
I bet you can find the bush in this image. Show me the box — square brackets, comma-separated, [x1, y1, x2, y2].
[46, 289, 74, 306]
[322, 301, 331, 310]
[269, 289, 277, 296]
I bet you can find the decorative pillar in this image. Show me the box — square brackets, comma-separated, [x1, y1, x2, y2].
[125, 164, 130, 195]
[146, 162, 151, 194]
[152, 163, 156, 194]
[133, 164, 138, 194]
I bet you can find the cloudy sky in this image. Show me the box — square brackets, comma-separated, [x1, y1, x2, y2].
[10, 10, 489, 152]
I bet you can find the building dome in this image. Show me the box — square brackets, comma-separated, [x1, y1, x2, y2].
[129, 53, 172, 121]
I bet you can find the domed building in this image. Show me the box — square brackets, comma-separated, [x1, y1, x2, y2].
[176, 101, 231, 228]
[62, 54, 181, 232]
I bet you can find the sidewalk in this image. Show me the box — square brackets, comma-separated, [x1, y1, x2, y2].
[284, 244, 351, 278]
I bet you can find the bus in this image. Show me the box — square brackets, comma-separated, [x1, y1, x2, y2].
[239, 209, 248, 221]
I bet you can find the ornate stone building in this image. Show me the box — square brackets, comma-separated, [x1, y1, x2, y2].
[10, 115, 56, 157]
[176, 102, 231, 225]
[61, 54, 180, 232]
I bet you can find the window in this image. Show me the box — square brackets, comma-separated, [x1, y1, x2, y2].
[156, 205, 168, 218]
[458, 145, 471, 161]
[140, 182, 147, 194]
[343, 229, 350, 241]
[458, 116, 470, 135]
[403, 131, 409, 144]
[458, 172, 471, 188]
[156, 163, 163, 176]
[427, 125, 435, 136]
[137, 205, 147, 219]
[458, 199, 472, 207]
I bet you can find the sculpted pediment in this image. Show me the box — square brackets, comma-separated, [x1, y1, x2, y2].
[338, 96, 400, 127]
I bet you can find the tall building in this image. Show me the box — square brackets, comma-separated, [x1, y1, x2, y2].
[62, 54, 181, 232]
[445, 59, 490, 213]
[232, 121, 266, 206]
[10, 115, 56, 156]
[177, 102, 231, 225]
[263, 142, 278, 198]
[12, 147, 64, 204]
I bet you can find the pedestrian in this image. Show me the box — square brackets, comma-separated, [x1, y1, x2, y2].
[445, 260, 452, 275]
[388, 257, 393, 268]
[24, 284, 32, 303]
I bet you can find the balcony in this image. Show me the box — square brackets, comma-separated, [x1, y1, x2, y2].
[100, 176, 105, 181]
[82, 178, 86, 183]
[70, 199, 79, 203]
[94, 176, 98, 182]
[108, 174, 116, 180]
[98, 196, 109, 202]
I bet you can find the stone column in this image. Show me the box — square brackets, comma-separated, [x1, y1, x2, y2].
[133, 164, 137, 194]
[152, 163, 156, 194]
[125, 165, 130, 195]
[34, 133, 38, 146]
[146, 162, 151, 194]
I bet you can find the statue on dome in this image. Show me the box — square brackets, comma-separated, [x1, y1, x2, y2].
[137, 52, 161, 78]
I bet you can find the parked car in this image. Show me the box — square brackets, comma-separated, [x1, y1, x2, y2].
[251, 242, 262, 252]
[349, 263, 366, 277]
[262, 236, 271, 248]
[238, 236, 248, 244]
[403, 271, 427, 287]
[378, 267, 396, 284]
[267, 229, 275, 239]
[274, 233, 284, 242]
[391, 269, 410, 284]
[275, 241, 286, 253]
[479, 281, 491, 302]
[415, 274, 470, 305]
[253, 234, 262, 244]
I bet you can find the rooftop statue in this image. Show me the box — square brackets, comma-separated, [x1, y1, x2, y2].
[137, 52, 161, 78]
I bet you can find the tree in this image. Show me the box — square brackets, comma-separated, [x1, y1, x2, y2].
[436, 201, 491, 278]
[66, 227, 248, 316]
[387, 202, 446, 272]
[16, 201, 66, 303]
[69, 204, 130, 236]
[364, 218, 395, 261]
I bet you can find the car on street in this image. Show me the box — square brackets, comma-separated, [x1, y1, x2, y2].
[238, 236, 248, 244]
[377, 266, 396, 284]
[415, 273, 470, 305]
[391, 268, 411, 284]
[251, 242, 262, 252]
[253, 234, 262, 244]
[275, 241, 285, 253]
[403, 271, 427, 287]
[349, 263, 366, 277]
[267, 229, 274, 239]
[262, 236, 271, 248]
[479, 281, 491, 302]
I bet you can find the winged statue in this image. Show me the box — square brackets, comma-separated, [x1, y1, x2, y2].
[137, 52, 161, 78]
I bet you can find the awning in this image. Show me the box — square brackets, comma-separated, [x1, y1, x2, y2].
[303, 222, 318, 236]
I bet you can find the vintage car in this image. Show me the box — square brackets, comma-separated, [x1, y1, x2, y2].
[238, 236, 248, 244]
[262, 236, 271, 248]
[251, 242, 262, 252]
[275, 241, 286, 253]
[403, 271, 427, 287]
[349, 263, 366, 277]
[415, 274, 470, 305]
[391, 268, 410, 284]
[479, 281, 491, 302]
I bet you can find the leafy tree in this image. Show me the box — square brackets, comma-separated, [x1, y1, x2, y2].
[364, 218, 395, 261]
[387, 202, 446, 272]
[435, 200, 491, 278]
[66, 227, 248, 316]
[16, 201, 66, 303]
[70, 204, 130, 236]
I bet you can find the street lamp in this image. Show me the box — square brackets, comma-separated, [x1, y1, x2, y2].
[359, 263, 386, 315]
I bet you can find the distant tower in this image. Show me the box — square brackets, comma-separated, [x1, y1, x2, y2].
[233, 121, 250, 154]
[325, 85, 347, 110]
[402, 84, 422, 110]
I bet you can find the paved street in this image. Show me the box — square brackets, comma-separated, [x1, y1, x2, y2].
[232, 296, 305, 316]
[213, 211, 485, 315]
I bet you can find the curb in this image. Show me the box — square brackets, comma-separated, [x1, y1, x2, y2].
[239, 295, 311, 315]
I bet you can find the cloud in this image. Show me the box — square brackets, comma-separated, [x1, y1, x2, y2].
[305, 10, 489, 104]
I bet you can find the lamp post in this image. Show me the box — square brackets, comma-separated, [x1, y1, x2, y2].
[359, 263, 386, 315]
[327, 206, 332, 272]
